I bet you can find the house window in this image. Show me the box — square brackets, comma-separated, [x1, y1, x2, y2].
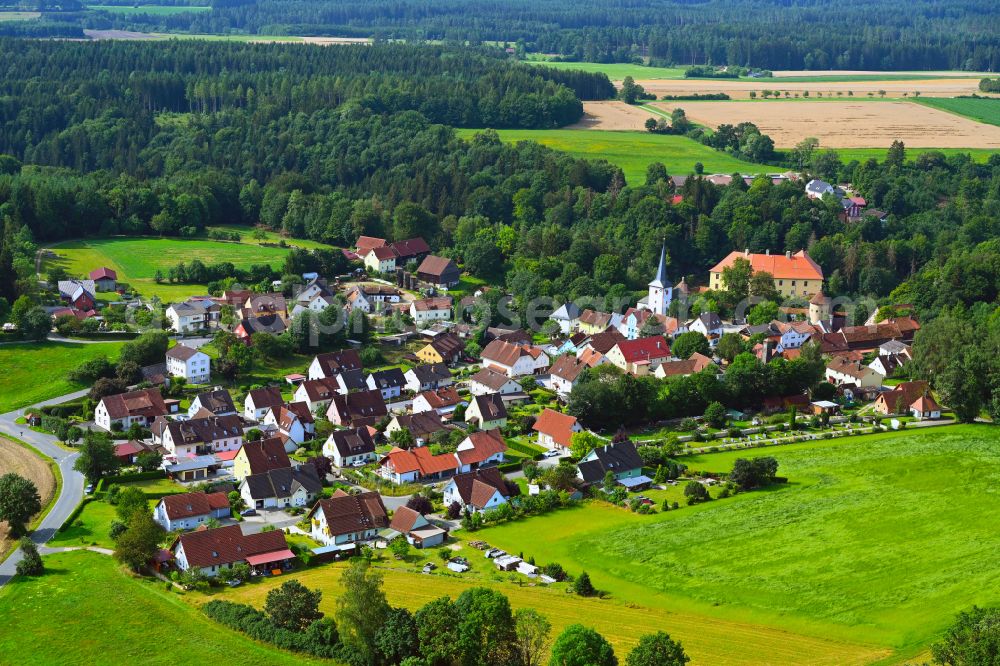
[778, 280, 783, 286]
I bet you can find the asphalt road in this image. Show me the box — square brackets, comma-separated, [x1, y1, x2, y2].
[0, 391, 89, 586]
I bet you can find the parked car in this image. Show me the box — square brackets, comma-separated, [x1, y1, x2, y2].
[226, 579, 242, 587]
[240, 508, 258, 517]
[544, 449, 560, 458]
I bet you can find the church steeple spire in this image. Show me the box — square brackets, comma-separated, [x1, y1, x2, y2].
[648, 241, 671, 289]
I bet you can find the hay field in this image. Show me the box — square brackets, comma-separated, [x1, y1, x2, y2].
[652, 100, 1000, 148]
[568, 100, 657, 130]
[638, 77, 985, 99]
[0, 438, 56, 560]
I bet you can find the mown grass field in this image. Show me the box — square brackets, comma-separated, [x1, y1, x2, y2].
[218, 559, 884, 665]
[0, 551, 322, 665]
[481, 424, 1000, 663]
[88, 4, 211, 14]
[0, 342, 126, 414]
[918, 97, 1000, 127]
[526, 59, 687, 80]
[41, 236, 295, 301]
[455, 128, 770, 183]
[834, 147, 997, 163]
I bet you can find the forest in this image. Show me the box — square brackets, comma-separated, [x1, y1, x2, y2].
[0, 39, 998, 336]
[18, 0, 998, 70]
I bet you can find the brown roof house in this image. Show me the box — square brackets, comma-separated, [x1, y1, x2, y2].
[442, 468, 511, 514]
[308, 349, 364, 380]
[232, 438, 291, 481]
[326, 389, 388, 427]
[416, 255, 461, 288]
[384, 412, 449, 446]
[243, 386, 284, 422]
[308, 490, 388, 548]
[239, 463, 322, 510]
[465, 393, 508, 430]
[172, 524, 293, 576]
[95, 388, 169, 433]
[322, 427, 377, 468]
[873, 380, 931, 415]
[388, 505, 448, 548]
[154, 491, 231, 531]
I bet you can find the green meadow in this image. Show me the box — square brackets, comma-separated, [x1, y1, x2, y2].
[526, 59, 687, 80]
[482, 425, 1000, 662]
[88, 4, 211, 14]
[41, 235, 298, 301]
[0, 342, 126, 414]
[0, 551, 321, 665]
[455, 128, 770, 183]
[918, 96, 1000, 127]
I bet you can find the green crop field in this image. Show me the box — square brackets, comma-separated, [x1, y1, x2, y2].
[917, 97, 1000, 127]
[481, 425, 1000, 664]
[88, 4, 211, 14]
[0, 550, 321, 665]
[0, 10, 40, 20]
[41, 236, 299, 301]
[835, 147, 998, 163]
[455, 128, 770, 183]
[526, 59, 687, 80]
[0, 342, 126, 414]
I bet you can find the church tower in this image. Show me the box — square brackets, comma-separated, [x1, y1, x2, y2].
[646, 242, 672, 316]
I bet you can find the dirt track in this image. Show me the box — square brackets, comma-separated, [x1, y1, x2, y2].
[0, 438, 55, 558]
[651, 100, 1000, 148]
[568, 101, 655, 130]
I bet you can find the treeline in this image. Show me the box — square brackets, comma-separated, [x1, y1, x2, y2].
[85, 0, 1000, 71]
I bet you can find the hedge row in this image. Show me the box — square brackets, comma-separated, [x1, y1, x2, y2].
[201, 600, 342, 659]
[59, 497, 93, 532]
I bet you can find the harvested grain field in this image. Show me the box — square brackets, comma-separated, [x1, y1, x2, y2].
[637, 77, 986, 99]
[651, 100, 1000, 148]
[0, 438, 56, 559]
[568, 100, 655, 130]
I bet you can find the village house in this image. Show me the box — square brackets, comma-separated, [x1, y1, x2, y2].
[58, 280, 96, 311]
[262, 402, 315, 449]
[404, 362, 453, 393]
[166, 298, 220, 333]
[455, 429, 507, 472]
[234, 313, 287, 342]
[576, 327, 626, 358]
[387, 506, 448, 548]
[548, 354, 590, 395]
[709, 249, 824, 299]
[151, 414, 244, 458]
[326, 389, 388, 427]
[577, 309, 622, 336]
[416, 255, 461, 288]
[240, 463, 322, 510]
[410, 297, 453, 324]
[154, 491, 231, 532]
[468, 368, 523, 396]
[324, 427, 378, 468]
[548, 302, 581, 334]
[825, 356, 883, 388]
[384, 412, 448, 446]
[910, 394, 942, 420]
[232, 437, 291, 481]
[532, 408, 582, 452]
[308, 349, 363, 380]
[165, 344, 211, 384]
[465, 393, 508, 430]
[293, 378, 340, 414]
[364, 245, 399, 273]
[483, 326, 533, 346]
[619, 308, 682, 341]
[873, 380, 931, 415]
[412, 386, 467, 417]
[332, 369, 369, 394]
[773, 320, 818, 351]
[577, 439, 648, 489]
[355, 235, 387, 257]
[366, 368, 407, 400]
[442, 468, 511, 514]
[481, 339, 550, 377]
[346, 284, 401, 314]
[89, 267, 118, 292]
[171, 524, 293, 576]
[688, 312, 723, 339]
[188, 389, 237, 419]
[308, 490, 389, 548]
[805, 178, 835, 199]
[378, 446, 458, 484]
[653, 352, 715, 379]
[243, 386, 284, 422]
[95, 387, 169, 432]
[606, 336, 671, 376]
[290, 278, 335, 316]
[113, 440, 159, 465]
[415, 333, 465, 366]
[242, 293, 288, 322]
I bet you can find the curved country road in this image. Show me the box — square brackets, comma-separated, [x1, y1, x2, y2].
[0, 389, 90, 586]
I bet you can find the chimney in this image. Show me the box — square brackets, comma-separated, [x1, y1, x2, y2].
[765, 248, 770, 255]
[744, 249, 750, 257]
[785, 250, 792, 259]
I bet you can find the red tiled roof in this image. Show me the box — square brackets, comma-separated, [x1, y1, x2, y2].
[456, 429, 507, 465]
[613, 336, 670, 364]
[175, 524, 288, 568]
[89, 267, 117, 281]
[710, 250, 823, 281]
[532, 408, 578, 447]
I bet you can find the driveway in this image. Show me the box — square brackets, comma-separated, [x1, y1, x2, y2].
[239, 509, 301, 534]
[0, 394, 87, 586]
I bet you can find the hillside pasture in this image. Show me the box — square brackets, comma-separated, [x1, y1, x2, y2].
[918, 96, 1000, 127]
[652, 99, 1000, 148]
[455, 128, 771, 183]
[481, 425, 1000, 662]
[41, 236, 296, 300]
[0, 341, 126, 414]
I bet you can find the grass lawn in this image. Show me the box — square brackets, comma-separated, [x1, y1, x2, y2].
[0, 550, 319, 665]
[525, 59, 687, 80]
[481, 424, 1000, 663]
[41, 236, 296, 301]
[88, 3, 211, 14]
[455, 128, 771, 184]
[0, 341, 126, 414]
[917, 97, 1000, 127]
[216, 558, 883, 665]
[205, 225, 338, 251]
[47, 500, 120, 549]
